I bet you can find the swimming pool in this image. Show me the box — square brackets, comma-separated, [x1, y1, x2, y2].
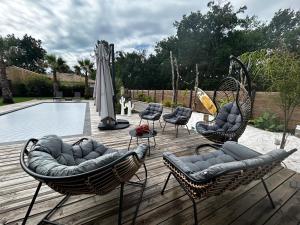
[0, 102, 90, 144]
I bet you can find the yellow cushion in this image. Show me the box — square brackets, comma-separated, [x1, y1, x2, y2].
[196, 88, 217, 115]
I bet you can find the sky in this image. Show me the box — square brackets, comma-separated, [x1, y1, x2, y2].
[0, 0, 299, 67]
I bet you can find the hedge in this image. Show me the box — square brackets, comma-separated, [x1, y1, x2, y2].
[6, 76, 86, 97]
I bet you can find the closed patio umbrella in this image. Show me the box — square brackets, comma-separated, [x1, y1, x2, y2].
[95, 43, 116, 126]
[95, 41, 129, 130]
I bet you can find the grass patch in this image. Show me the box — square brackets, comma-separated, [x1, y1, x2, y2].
[0, 97, 49, 106]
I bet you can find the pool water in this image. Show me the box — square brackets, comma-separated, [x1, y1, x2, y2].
[0, 103, 88, 144]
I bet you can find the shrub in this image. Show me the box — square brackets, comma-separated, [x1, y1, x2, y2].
[163, 100, 172, 107]
[60, 83, 85, 97]
[10, 78, 86, 98]
[12, 82, 28, 97]
[137, 93, 146, 101]
[136, 93, 154, 103]
[251, 112, 283, 132]
[171, 102, 183, 108]
[144, 96, 153, 103]
[25, 76, 53, 97]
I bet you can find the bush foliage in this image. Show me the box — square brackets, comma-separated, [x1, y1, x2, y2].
[10, 76, 85, 97]
[251, 112, 283, 132]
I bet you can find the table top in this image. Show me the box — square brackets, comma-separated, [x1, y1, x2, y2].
[129, 129, 157, 138]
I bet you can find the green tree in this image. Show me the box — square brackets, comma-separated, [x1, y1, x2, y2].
[265, 9, 300, 54]
[78, 58, 94, 99]
[0, 34, 24, 104]
[116, 3, 299, 92]
[46, 54, 69, 95]
[73, 65, 81, 75]
[17, 34, 46, 73]
[240, 49, 300, 148]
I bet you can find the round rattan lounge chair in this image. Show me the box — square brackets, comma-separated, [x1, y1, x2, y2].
[20, 135, 148, 225]
[161, 141, 297, 225]
[139, 103, 163, 129]
[196, 56, 252, 143]
[162, 106, 193, 137]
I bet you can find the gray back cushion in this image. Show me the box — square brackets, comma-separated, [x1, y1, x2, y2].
[146, 103, 163, 114]
[175, 107, 192, 118]
[191, 148, 291, 181]
[211, 102, 241, 132]
[28, 135, 147, 177]
[221, 141, 261, 160]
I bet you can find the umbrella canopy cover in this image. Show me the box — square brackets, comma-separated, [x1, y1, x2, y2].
[95, 43, 116, 124]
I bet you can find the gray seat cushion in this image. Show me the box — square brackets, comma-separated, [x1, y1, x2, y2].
[196, 102, 241, 133]
[28, 135, 147, 177]
[139, 103, 163, 121]
[163, 141, 293, 183]
[163, 150, 236, 174]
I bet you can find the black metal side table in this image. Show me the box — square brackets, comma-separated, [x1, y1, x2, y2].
[128, 129, 157, 156]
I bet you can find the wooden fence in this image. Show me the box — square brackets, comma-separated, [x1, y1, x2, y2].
[128, 89, 300, 130]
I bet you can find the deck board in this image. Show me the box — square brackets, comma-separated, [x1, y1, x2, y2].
[0, 100, 299, 225]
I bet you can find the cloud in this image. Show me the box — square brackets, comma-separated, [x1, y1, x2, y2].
[0, 0, 298, 67]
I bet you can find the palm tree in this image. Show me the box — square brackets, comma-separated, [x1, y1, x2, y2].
[0, 35, 22, 104]
[73, 65, 81, 75]
[78, 58, 94, 99]
[46, 54, 68, 95]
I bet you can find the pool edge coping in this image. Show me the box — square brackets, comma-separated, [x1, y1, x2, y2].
[0, 101, 92, 146]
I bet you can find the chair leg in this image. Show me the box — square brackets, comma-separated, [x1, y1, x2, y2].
[139, 118, 142, 125]
[159, 120, 163, 128]
[41, 194, 71, 223]
[118, 183, 125, 225]
[143, 162, 148, 180]
[162, 122, 167, 133]
[127, 163, 148, 225]
[147, 137, 151, 157]
[191, 198, 199, 225]
[128, 137, 132, 151]
[261, 178, 275, 208]
[152, 120, 155, 131]
[161, 172, 172, 195]
[186, 125, 190, 135]
[171, 174, 199, 225]
[175, 125, 179, 138]
[23, 182, 70, 225]
[22, 182, 42, 225]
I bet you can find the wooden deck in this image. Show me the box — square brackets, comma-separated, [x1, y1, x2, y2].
[0, 100, 299, 225]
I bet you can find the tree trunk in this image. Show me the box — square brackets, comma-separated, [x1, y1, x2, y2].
[193, 64, 199, 109]
[84, 71, 89, 99]
[280, 100, 288, 149]
[52, 69, 59, 96]
[170, 51, 176, 108]
[0, 59, 14, 104]
[174, 57, 180, 105]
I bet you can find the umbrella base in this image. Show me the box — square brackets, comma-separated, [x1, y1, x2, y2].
[98, 119, 130, 130]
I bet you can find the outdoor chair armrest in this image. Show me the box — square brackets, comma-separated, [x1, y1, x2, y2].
[72, 138, 88, 146]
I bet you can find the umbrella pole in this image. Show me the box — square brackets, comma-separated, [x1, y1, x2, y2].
[110, 43, 117, 119]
